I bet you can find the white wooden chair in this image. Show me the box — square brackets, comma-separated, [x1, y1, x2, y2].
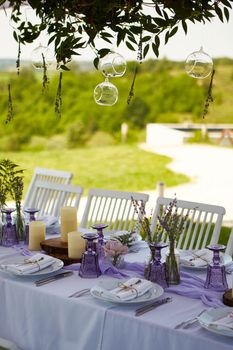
[23, 168, 73, 209]
[226, 228, 233, 257]
[150, 197, 226, 250]
[79, 188, 149, 234]
[25, 180, 83, 217]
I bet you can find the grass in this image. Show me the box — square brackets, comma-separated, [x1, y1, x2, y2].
[0, 144, 189, 197]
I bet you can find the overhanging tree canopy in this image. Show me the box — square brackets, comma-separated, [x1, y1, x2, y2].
[0, 1, 232, 68]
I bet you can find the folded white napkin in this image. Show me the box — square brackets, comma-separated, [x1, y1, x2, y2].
[37, 216, 58, 228]
[92, 278, 153, 301]
[209, 313, 233, 331]
[180, 249, 213, 267]
[0, 253, 55, 275]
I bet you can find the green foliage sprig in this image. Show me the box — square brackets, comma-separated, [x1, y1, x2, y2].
[0, 159, 25, 240]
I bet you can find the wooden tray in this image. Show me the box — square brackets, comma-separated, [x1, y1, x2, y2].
[40, 237, 81, 266]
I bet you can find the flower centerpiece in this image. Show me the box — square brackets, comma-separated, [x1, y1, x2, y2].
[0, 159, 25, 242]
[103, 240, 128, 268]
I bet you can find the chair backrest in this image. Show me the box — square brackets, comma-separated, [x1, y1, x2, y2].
[226, 227, 233, 257]
[23, 168, 73, 209]
[80, 188, 149, 234]
[150, 197, 226, 250]
[25, 180, 83, 217]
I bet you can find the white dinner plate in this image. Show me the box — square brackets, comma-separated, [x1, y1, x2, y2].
[197, 307, 233, 337]
[0, 255, 64, 277]
[90, 279, 164, 304]
[180, 250, 232, 270]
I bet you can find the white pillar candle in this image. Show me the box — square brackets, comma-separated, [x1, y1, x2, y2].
[60, 206, 77, 243]
[28, 221, 45, 251]
[68, 232, 86, 259]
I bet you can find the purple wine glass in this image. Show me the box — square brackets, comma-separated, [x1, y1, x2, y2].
[1, 208, 18, 247]
[204, 244, 228, 291]
[147, 242, 168, 288]
[79, 233, 101, 278]
[24, 208, 40, 245]
[91, 223, 108, 257]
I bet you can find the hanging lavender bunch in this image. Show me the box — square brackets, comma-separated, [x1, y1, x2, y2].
[5, 84, 13, 124]
[55, 72, 62, 118]
[202, 69, 215, 119]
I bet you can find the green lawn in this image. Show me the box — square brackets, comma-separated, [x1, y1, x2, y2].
[0, 145, 189, 196]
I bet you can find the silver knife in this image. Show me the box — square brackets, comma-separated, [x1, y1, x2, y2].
[135, 297, 172, 317]
[35, 271, 73, 286]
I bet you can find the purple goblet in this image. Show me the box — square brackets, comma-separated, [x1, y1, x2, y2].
[204, 244, 228, 291]
[1, 208, 18, 247]
[147, 242, 168, 288]
[79, 233, 101, 278]
[91, 223, 108, 257]
[24, 208, 40, 245]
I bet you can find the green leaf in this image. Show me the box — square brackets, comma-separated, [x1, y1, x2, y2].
[224, 6, 230, 21]
[169, 26, 178, 39]
[59, 64, 70, 71]
[215, 5, 224, 22]
[154, 35, 160, 47]
[221, 0, 232, 8]
[13, 31, 18, 42]
[142, 35, 151, 43]
[143, 43, 150, 58]
[93, 57, 99, 70]
[152, 43, 159, 57]
[126, 41, 135, 51]
[98, 48, 111, 58]
[181, 20, 187, 34]
[165, 31, 170, 44]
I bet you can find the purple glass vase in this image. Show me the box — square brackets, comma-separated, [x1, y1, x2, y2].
[79, 233, 101, 278]
[91, 223, 108, 257]
[1, 208, 18, 247]
[147, 242, 168, 288]
[24, 208, 40, 245]
[204, 244, 228, 291]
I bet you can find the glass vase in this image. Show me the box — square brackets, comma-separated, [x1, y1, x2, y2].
[166, 241, 180, 285]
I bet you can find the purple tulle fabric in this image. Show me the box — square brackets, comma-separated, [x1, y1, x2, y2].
[64, 259, 224, 307]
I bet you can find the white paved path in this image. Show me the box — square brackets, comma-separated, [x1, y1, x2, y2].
[140, 144, 233, 225]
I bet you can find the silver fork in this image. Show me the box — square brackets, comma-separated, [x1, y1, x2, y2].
[68, 288, 90, 298]
[175, 310, 206, 329]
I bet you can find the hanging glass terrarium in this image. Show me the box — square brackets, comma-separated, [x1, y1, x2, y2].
[94, 78, 118, 106]
[99, 52, 127, 78]
[31, 44, 53, 70]
[185, 47, 213, 79]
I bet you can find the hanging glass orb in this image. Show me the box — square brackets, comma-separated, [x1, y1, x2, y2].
[185, 47, 213, 79]
[99, 52, 127, 78]
[31, 44, 53, 70]
[94, 78, 118, 106]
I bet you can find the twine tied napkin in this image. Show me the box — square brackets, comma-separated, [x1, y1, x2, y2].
[0, 253, 55, 275]
[91, 278, 153, 301]
[209, 312, 233, 331]
[180, 249, 213, 267]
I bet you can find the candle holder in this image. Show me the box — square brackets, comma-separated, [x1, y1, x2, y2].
[91, 223, 108, 257]
[204, 244, 228, 291]
[223, 289, 233, 307]
[1, 208, 18, 247]
[24, 208, 39, 245]
[79, 233, 101, 278]
[147, 242, 168, 288]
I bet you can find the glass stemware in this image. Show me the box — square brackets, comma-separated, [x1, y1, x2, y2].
[91, 223, 108, 257]
[147, 242, 168, 288]
[1, 208, 18, 247]
[79, 233, 101, 278]
[24, 208, 39, 245]
[204, 244, 228, 291]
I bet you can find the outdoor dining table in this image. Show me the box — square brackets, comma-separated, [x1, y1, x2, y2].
[0, 244, 232, 350]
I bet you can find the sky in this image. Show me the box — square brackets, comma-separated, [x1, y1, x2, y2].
[0, 6, 233, 63]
